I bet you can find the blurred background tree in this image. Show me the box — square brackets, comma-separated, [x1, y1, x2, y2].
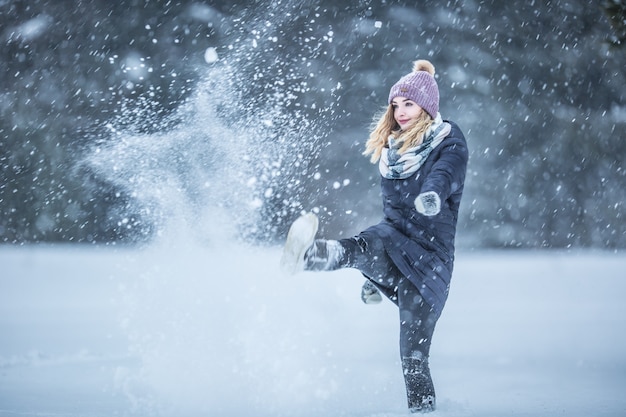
[1, 0, 624, 248]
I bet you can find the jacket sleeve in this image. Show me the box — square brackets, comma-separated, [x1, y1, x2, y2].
[420, 124, 469, 203]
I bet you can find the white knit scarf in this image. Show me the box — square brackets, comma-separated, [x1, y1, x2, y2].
[379, 113, 451, 179]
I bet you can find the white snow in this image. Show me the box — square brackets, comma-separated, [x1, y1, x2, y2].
[10, 15, 52, 42]
[1, 244, 625, 417]
[204, 47, 219, 64]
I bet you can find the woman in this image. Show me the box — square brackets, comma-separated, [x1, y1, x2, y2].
[281, 59, 468, 413]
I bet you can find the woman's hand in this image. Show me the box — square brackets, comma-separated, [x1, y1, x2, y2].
[415, 191, 440, 216]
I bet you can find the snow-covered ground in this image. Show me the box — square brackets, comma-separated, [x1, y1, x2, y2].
[1, 243, 625, 417]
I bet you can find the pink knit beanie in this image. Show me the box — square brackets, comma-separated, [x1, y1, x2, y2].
[388, 59, 439, 119]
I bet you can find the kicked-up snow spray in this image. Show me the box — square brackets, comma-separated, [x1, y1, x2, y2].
[83, 2, 387, 416]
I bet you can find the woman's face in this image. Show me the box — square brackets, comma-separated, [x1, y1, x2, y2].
[391, 96, 423, 129]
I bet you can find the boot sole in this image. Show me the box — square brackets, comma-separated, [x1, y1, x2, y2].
[280, 213, 319, 275]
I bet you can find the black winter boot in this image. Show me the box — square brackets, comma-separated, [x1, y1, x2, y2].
[303, 239, 345, 271]
[402, 357, 436, 413]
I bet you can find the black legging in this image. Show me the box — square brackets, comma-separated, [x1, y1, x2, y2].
[304, 230, 439, 409]
[312, 230, 439, 362]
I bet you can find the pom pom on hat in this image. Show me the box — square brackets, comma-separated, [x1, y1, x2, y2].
[413, 59, 435, 75]
[388, 59, 439, 119]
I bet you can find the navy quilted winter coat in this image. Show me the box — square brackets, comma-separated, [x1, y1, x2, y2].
[364, 120, 468, 318]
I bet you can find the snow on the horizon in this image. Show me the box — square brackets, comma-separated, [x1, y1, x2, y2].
[1, 244, 625, 417]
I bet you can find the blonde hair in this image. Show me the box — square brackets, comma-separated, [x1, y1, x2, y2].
[363, 106, 434, 163]
[364, 59, 438, 163]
